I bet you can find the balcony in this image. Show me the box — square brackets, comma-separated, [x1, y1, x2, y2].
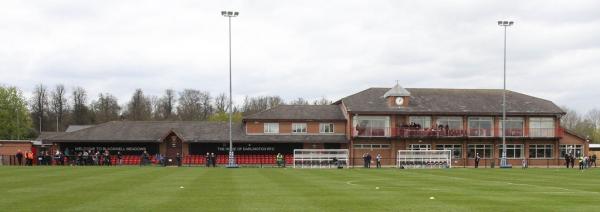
[352, 127, 563, 138]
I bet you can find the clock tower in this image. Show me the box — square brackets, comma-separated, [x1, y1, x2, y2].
[383, 83, 411, 107]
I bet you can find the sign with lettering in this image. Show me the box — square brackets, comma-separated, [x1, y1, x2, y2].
[59, 143, 159, 155]
[190, 143, 303, 155]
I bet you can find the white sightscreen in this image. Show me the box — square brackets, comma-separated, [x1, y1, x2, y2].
[397, 150, 452, 169]
[293, 149, 349, 168]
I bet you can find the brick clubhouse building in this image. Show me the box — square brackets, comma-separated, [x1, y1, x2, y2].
[39, 84, 589, 167]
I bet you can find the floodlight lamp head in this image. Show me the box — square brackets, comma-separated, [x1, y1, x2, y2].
[221, 11, 227, 16]
[497, 21, 503, 25]
[227, 11, 233, 16]
[234, 12, 239, 16]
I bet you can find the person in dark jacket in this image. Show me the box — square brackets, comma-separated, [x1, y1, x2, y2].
[565, 153, 571, 168]
[15, 150, 23, 166]
[210, 153, 216, 167]
[365, 153, 372, 168]
[176, 153, 182, 167]
[205, 152, 211, 167]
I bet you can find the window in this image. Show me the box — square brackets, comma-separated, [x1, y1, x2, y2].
[292, 123, 307, 133]
[435, 116, 464, 136]
[499, 117, 524, 137]
[498, 144, 523, 159]
[468, 117, 493, 137]
[436, 117, 463, 129]
[408, 144, 431, 150]
[319, 123, 335, 133]
[529, 144, 553, 159]
[560, 145, 583, 158]
[530, 117, 555, 137]
[263, 123, 279, 134]
[409, 116, 432, 129]
[353, 116, 390, 137]
[353, 144, 391, 149]
[467, 144, 492, 159]
[436, 144, 462, 158]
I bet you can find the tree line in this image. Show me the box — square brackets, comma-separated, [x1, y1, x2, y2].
[0, 84, 332, 139]
[560, 106, 600, 143]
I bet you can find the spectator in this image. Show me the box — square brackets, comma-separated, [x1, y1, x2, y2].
[276, 153, 284, 167]
[592, 154, 597, 168]
[103, 150, 111, 166]
[176, 153, 182, 167]
[205, 152, 211, 167]
[474, 153, 481, 168]
[117, 151, 123, 166]
[376, 153, 382, 168]
[15, 150, 23, 166]
[210, 152, 217, 167]
[25, 151, 33, 166]
[366, 153, 372, 168]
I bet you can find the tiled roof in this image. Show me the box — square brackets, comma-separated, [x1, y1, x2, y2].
[243, 105, 346, 120]
[44, 121, 346, 143]
[336, 88, 564, 115]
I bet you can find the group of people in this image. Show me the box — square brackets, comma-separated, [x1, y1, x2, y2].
[14, 150, 34, 166]
[151, 152, 181, 166]
[204, 152, 217, 167]
[361, 153, 382, 168]
[565, 153, 597, 170]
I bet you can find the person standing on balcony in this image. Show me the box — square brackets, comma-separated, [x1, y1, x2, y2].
[376, 153, 382, 168]
[474, 153, 481, 168]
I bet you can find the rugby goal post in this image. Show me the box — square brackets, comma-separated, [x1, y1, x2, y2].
[293, 149, 349, 168]
[397, 150, 452, 169]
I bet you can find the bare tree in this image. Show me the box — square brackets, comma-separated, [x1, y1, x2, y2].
[241, 96, 283, 115]
[214, 93, 228, 113]
[560, 106, 580, 130]
[125, 89, 152, 121]
[177, 89, 212, 121]
[50, 84, 68, 131]
[71, 86, 91, 125]
[30, 83, 48, 132]
[91, 93, 121, 123]
[289, 97, 310, 105]
[313, 97, 332, 105]
[156, 89, 176, 120]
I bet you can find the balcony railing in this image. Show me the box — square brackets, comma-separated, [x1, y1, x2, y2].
[353, 127, 563, 138]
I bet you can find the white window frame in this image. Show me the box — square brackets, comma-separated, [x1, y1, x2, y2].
[408, 144, 431, 150]
[353, 144, 391, 149]
[498, 144, 524, 159]
[560, 144, 583, 158]
[435, 117, 463, 130]
[468, 117, 494, 137]
[435, 144, 463, 159]
[529, 144, 553, 159]
[468, 144, 493, 159]
[499, 117, 524, 137]
[292, 123, 307, 134]
[263, 123, 279, 134]
[353, 116, 390, 137]
[529, 117, 555, 137]
[409, 116, 432, 129]
[319, 123, 335, 133]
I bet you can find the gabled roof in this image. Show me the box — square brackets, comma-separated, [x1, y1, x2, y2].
[65, 125, 95, 132]
[243, 105, 346, 120]
[336, 88, 564, 115]
[44, 121, 346, 143]
[383, 84, 411, 97]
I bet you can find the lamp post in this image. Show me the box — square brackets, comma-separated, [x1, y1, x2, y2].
[498, 20, 514, 168]
[222, 10, 239, 168]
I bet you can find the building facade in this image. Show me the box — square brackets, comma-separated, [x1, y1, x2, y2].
[40, 85, 589, 167]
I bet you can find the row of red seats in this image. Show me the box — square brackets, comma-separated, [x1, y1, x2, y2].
[183, 154, 293, 165]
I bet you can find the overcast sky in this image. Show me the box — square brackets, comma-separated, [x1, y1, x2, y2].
[1, 0, 599, 113]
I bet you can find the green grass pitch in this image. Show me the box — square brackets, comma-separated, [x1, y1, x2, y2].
[1, 166, 599, 211]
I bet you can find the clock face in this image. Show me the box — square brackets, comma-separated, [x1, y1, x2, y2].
[395, 97, 404, 105]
